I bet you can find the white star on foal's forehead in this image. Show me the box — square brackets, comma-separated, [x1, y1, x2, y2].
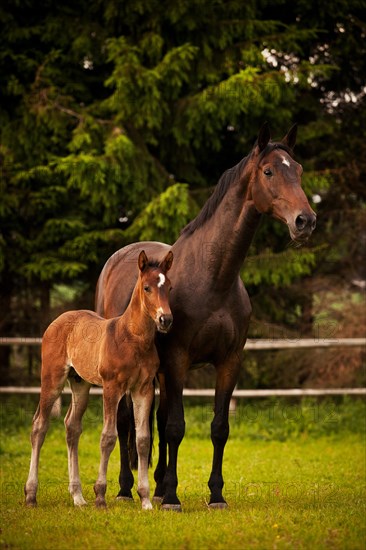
[281, 156, 290, 167]
[158, 273, 165, 288]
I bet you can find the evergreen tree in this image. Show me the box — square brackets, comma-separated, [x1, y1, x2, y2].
[1, 0, 365, 385]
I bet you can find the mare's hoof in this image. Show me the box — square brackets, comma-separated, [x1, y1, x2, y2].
[116, 495, 134, 502]
[152, 496, 163, 504]
[161, 503, 182, 512]
[208, 502, 228, 510]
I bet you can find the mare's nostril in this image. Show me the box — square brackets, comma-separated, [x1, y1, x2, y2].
[295, 214, 307, 231]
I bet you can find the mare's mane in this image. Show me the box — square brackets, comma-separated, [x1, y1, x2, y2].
[181, 155, 250, 237]
[181, 142, 292, 237]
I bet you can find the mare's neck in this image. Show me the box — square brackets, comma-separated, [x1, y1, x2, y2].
[176, 164, 261, 290]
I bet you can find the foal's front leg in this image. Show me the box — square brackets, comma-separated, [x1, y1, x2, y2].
[94, 385, 122, 508]
[131, 384, 155, 510]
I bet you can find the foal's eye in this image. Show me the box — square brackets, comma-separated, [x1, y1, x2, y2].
[264, 168, 273, 177]
[144, 285, 151, 293]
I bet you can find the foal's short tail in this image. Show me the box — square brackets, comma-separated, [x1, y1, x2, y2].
[128, 379, 155, 469]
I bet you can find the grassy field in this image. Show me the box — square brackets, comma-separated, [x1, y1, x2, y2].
[1, 396, 365, 549]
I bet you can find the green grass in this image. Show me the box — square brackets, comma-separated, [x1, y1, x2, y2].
[1, 397, 365, 549]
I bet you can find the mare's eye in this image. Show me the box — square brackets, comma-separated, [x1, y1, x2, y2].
[144, 285, 151, 293]
[264, 168, 272, 177]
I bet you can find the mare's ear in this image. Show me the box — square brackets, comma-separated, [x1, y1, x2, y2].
[257, 122, 271, 152]
[138, 250, 148, 272]
[160, 250, 173, 273]
[282, 123, 297, 150]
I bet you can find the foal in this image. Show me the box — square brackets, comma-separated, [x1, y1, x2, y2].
[25, 250, 173, 509]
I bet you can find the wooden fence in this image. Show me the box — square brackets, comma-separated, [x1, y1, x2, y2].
[1, 336, 365, 350]
[0, 337, 365, 398]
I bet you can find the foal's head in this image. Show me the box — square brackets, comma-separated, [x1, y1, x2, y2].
[137, 250, 174, 333]
[248, 123, 316, 242]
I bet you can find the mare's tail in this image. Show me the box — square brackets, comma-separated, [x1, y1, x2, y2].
[128, 379, 155, 469]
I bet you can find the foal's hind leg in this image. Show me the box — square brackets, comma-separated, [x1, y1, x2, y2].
[131, 385, 155, 510]
[25, 373, 67, 506]
[64, 378, 91, 506]
[94, 385, 122, 508]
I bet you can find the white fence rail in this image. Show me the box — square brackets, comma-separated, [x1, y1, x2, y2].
[1, 337, 364, 398]
[0, 336, 365, 349]
[0, 386, 365, 397]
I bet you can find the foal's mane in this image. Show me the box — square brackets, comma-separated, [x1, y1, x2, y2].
[181, 141, 293, 237]
[145, 260, 161, 269]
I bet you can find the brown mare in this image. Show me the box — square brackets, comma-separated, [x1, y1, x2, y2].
[25, 250, 173, 509]
[95, 124, 316, 511]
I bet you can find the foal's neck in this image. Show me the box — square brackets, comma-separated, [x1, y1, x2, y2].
[119, 285, 155, 342]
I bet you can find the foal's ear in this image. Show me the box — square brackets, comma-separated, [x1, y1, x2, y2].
[138, 250, 149, 272]
[282, 123, 297, 150]
[257, 122, 271, 152]
[160, 250, 174, 273]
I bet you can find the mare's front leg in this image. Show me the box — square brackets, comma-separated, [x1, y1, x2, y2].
[161, 359, 187, 512]
[208, 352, 241, 508]
[116, 396, 135, 500]
[131, 383, 155, 510]
[94, 384, 122, 508]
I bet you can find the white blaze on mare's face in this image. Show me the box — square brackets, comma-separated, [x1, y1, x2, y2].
[158, 273, 165, 288]
[282, 156, 290, 167]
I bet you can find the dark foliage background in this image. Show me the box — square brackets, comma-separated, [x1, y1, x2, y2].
[1, 0, 365, 387]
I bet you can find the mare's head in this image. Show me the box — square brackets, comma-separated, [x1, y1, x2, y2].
[137, 250, 174, 333]
[248, 123, 316, 242]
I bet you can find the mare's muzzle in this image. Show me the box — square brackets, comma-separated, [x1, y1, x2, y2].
[291, 211, 317, 241]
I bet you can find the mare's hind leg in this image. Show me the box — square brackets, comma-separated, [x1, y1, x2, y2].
[208, 353, 241, 509]
[116, 396, 135, 500]
[131, 384, 155, 510]
[153, 373, 168, 502]
[64, 378, 91, 506]
[94, 384, 122, 508]
[25, 370, 67, 506]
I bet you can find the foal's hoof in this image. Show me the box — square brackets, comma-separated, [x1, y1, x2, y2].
[25, 500, 37, 508]
[116, 496, 134, 502]
[208, 502, 228, 510]
[73, 496, 87, 507]
[152, 496, 163, 504]
[161, 503, 182, 512]
[95, 500, 107, 509]
[142, 501, 153, 510]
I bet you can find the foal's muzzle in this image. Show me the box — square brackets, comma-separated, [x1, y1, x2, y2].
[157, 314, 173, 333]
